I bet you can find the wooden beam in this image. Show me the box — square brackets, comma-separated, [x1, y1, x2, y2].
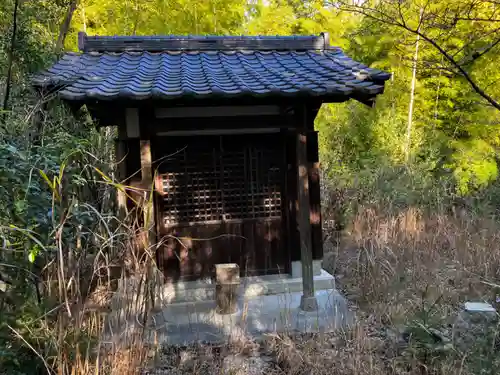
[156, 127, 280, 137]
[280, 129, 292, 275]
[306, 130, 323, 261]
[155, 105, 281, 119]
[151, 115, 296, 132]
[296, 132, 318, 311]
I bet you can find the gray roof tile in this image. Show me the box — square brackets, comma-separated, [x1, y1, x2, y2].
[33, 35, 391, 102]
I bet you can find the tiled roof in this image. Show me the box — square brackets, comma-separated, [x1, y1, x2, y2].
[32, 33, 391, 102]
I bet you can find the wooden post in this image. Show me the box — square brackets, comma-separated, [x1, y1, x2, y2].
[287, 130, 301, 264]
[215, 263, 240, 314]
[139, 139, 158, 328]
[140, 139, 156, 248]
[296, 132, 318, 311]
[309, 161, 323, 271]
[115, 139, 128, 219]
[130, 106, 158, 325]
[307, 130, 323, 262]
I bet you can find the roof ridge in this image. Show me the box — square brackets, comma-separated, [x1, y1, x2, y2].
[78, 32, 331, 53]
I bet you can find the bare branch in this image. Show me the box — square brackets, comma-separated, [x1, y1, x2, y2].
[450, 26, 500, 60]
[334, 0, 500, 112]
[397, 0, 407, 27]
[406, 31, 500, 110]
[455, 17, 500, 22]
[418, 0, 432, 30]
[459, 36, 500, 66]
[56, 0, 78, 52]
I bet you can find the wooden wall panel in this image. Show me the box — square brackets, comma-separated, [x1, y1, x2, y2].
[154, 133, 287, 280]
[156, 219, 284, 281]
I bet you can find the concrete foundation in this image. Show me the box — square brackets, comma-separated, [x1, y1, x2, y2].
[291, 260, 322, 278]
[153, 268, 335, 305]
[105, 269, 351, 346]
[149, 288, 351, 345]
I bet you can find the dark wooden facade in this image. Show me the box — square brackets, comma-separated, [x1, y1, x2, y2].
[116, 104, 324, 281]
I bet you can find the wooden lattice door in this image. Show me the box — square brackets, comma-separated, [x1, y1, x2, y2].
[154, 133, 286, 281]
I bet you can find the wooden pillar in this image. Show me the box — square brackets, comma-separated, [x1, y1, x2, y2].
[115, 137, 128, 219]
[140, 139, 156, 249]
[307, 131, 323, 261]
[309, 161, 323, 260]
[296, 132, 318, 311]
[286, 130, 301, 264]
[123, 106, 155, 249]
[134, 108, 158, 323]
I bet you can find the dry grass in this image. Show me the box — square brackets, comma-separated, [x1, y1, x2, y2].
[81, 203, 500, 375]
[320, 204, 500, 375]
[331, 206, 500, 314]
[15, 191, 499, 375]
[138, 203, 500, 375]
[0, 169, 162, 375]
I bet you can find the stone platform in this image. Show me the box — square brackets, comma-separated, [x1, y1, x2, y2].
[150, 288, 352, 345]
[105, 269, 352, 346]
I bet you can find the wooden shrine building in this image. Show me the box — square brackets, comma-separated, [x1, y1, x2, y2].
[33, 33, 389, 310]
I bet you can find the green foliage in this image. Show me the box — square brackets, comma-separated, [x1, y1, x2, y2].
[0, 0, 63, 73]
[446, 139, 498, 195]
[316, 2, 500, 195]
[403, 294, 454, 366]
[0, 0, 500, 372]
[64, 0, 250, 51]
[0, 103, 114, 373]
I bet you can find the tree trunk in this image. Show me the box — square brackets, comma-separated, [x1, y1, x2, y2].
[56, 0, 78, 52]
[405, 8, 422, 162]
[81, 0, 87, 32]
[1, 0, 20, 124]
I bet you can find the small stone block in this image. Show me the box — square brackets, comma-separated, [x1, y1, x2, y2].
[216, 282, 239, 314]
[215, 263, 240, 283]
[215, 263, 240, 314]
[464, 302, 496, 313]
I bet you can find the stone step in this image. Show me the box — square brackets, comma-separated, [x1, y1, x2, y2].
[155, 269, 336, 305]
